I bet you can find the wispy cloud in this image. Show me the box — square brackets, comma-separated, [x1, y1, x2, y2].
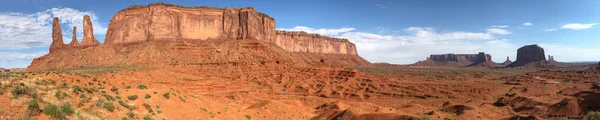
[0, 7, 106, 49]
[486, 28, 512, 35]
[490, 25, 509, 28]
[522, 22, 533, 26]
[375, 4, 387, 9]
[0, 52, 46, 62]
[543, 28, 557, 32]
[561, 23, 597, 30]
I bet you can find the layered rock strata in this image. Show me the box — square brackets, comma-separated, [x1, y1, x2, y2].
[28, 2, 369, 71]
[274, 31, 358, 55]
[413, 52, 496, 67]
[104, 2, 275, 44]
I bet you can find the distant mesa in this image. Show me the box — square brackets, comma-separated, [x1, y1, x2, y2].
[0, 68, 7, 72]
[27, 2, 369, 71]
[505, 44, 556, 68]
[412, 52, 497, 67]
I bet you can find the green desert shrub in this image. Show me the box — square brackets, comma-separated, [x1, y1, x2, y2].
[11, 85, 34, 98]
[136, 84, 148, 90]
[103, 101, 115, 112]
[245, 114, 252, 120]
[60, 103, 74, 115]
[43, 104, 61, 119]
[145, 94, 151, 99]
[102, 93, 116, 101]
[118, 100, 136, 110]
[162, 92, 170, 99]
[143, 115, 155, 120]
[127, 95, 138, 100]
[43, 103, 74, 119]
[27, 99, 40, 115]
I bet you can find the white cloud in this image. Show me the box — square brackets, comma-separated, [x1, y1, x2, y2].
[486, 28, 512, 35]
[278, 26, 356, 36]
[279, 26, 600, 63]
[375, 4, 387, 9]
[522, 22, 533, 26]
[0, 52, 46, 62]
[281, 26, 515, 64]
[540, 44, 600, 62]
[336, 28, 514, 64]
[560, 23, 597, 30]
[543, 28, 557, 32]
[490, 25, 509, 28]
[0, 7, 106, 49]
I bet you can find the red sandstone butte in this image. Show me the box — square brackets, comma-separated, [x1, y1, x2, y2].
[50, 17, 65, 52]
[103, 2, 276, 44]
[69, 26, 79, 46]
[80, 15, 100, 46]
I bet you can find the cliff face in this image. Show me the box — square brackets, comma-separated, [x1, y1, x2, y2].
[50, 17, 65, 52]
[81, 15, 101, 46]
[29, 3, 368, 71]
[104, 2, 276, 44]
[506, 44, 555, 67]
[413, 52, 496, 67]
[428, 53, 491, 63]
[274, 31, 358, 55]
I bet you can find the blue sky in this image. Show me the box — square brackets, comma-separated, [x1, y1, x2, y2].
[1, 0, 600, 68]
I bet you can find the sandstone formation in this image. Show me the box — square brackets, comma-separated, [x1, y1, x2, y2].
[50, 17, 65, 52]
[0, 68, 7, 72]
[8, 68, 25, 72]
[80, 15, 101, 46]
[28, 2, 369, 71]
[506, 44, 555, 67]
[413, 52, 496, 67]
[274, 31, 358, 55]
[69, 26, 79, 46]
[466, 52, 498, 67]
[500, 56, 512, 66]
[104, 2, 275, 44]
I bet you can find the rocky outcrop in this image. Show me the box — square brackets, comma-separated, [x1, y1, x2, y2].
[467, 52, 498, 67]
[104, 2, 276, 44]
[0, 68, 7, 72]
[506, 45, 555, 67]
[8, 68, 25, 72]
[69, 26, 79, 46]
[81, 15, 101, 46]
[50, 17, 65, 52]
[274, 31, 358, 55]
[501, 56, 512, 66]
[29, 3, 369, 71]
[413, 52, 495, 67]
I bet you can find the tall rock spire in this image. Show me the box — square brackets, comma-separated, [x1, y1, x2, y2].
[50, 17, 65, 52]
[69, 26, 79, 46]
[81, 15, 100, 46]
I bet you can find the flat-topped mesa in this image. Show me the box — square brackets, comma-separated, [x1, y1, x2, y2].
[80, 15, 101, 46]
[50, 17, 65, 52]
[413, 52, 495, 67]
[428, 53, 491, 63]
[274, 30, 358, 55]
[506, 44, 555, 67]
[104, 2, 276, 45]
[69, 26, 79, 46]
